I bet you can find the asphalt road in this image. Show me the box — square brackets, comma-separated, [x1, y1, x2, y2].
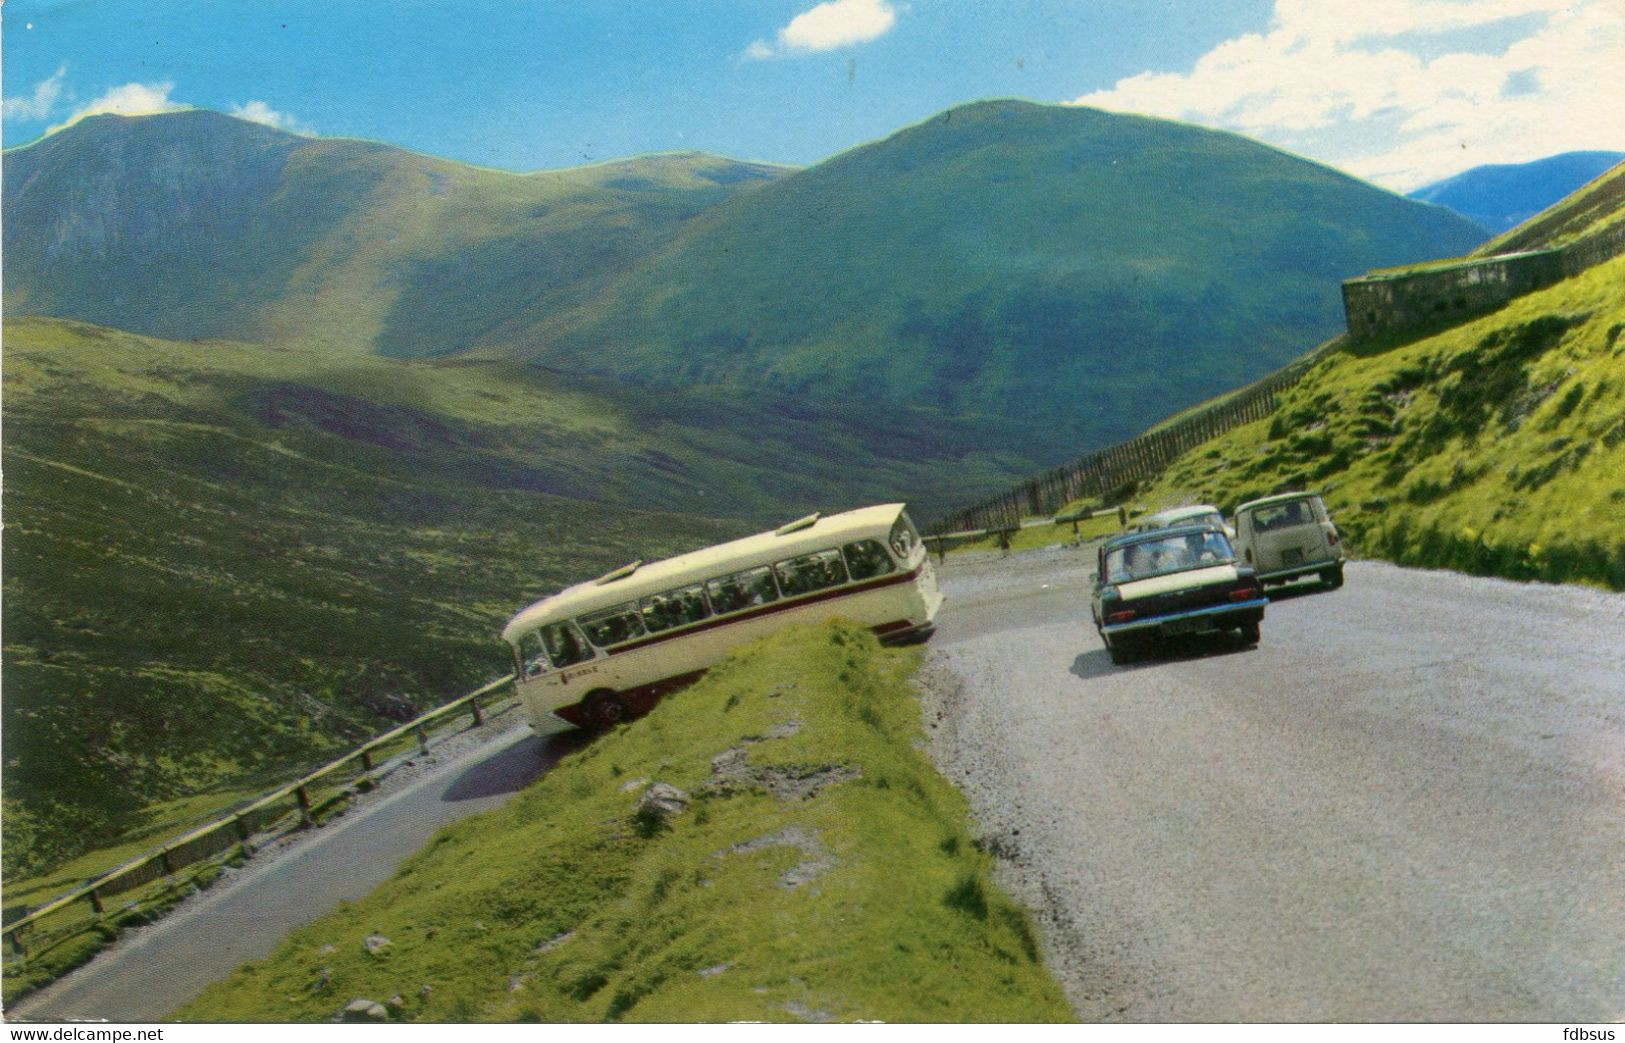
[921, 546, 1625, 1022]
[7, 717, 582, 1023]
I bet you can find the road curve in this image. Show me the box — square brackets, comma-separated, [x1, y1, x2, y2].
[921, 546, 1625, 1022]
[8, 717, 581, 1023]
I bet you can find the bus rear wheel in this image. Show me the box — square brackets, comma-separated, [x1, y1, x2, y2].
[584, 689, 626, 729]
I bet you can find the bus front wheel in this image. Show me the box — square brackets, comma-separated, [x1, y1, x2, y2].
[585, 689, 626, 729]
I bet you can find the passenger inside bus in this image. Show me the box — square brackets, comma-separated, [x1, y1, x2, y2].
[843, 539, 896, 580]
[775, 549, 848, 596]
[541, 621, 593, 667]
[707, 566, 779, 614]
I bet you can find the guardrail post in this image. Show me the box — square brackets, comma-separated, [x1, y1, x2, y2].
[360, 748, 374, 772]
[158, 849, 174, 878]
[8, 928, 27, 959]
[296, 784, 314, 827]
[469, 696, 485, 728]
[88, 887, 105, 917]
[415, 724, 430, 755]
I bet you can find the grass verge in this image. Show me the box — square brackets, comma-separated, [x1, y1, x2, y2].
[175, 622, 1073, 1023]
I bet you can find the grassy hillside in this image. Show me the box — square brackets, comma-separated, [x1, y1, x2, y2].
[1131, 254, 1625, 589]
[530, 100, 1487, 449]
[177, 623, 1073, 1023]
[0, 316, 1031, 874]
[2, 111, 790, 358]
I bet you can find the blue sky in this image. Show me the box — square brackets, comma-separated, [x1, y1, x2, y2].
[4, 0, 1622, 190]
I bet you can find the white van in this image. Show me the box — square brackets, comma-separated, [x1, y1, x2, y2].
[1233, 492, 1345, 588]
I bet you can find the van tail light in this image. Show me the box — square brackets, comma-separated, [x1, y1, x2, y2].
[1107, 610, 1137, 624]
[1327, 529, 1341, 546]
[1229, 586, 1261, 601]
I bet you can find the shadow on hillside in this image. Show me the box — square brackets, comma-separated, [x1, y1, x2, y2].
[440, 730, 591, 803]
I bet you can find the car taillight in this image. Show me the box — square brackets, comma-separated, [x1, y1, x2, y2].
[1228, 586, 1260, 601]
[1107, 609, 1137, 624]
[1327, 529, 1340, 546]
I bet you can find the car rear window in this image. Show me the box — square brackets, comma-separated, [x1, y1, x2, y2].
[1250, 499, 1317, 531]
[1106, 531, 1235, 580]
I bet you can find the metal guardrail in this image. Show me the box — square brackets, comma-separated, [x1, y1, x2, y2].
[4, 673, 517, 959]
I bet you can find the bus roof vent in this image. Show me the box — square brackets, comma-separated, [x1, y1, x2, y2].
[594, 560, 642, 585]
[775, 511, 821, 536]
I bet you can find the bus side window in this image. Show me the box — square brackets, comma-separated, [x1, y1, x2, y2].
[541, 621, 594, 668]
[775, 548, 848, 596]
[641, 583, 712, 633]
[579, 602, 648, 649]
[842, 539, 896, 581]
[707, 566, 779, 615]
[518, 630, 549, 679]
[889, 512, 922, 560]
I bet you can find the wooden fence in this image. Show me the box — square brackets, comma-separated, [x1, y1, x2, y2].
[928, 336, 1346, 535]
[3, 673, 518, 963]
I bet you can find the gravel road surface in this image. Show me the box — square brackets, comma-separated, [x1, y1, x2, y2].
[920, 545, 1625, 1022]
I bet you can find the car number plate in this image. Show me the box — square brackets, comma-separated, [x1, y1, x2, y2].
[1163, 618, 1201, 636]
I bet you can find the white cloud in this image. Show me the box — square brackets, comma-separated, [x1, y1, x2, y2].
[745, 0, 897, 60]
[4, 65, 68, 121]
[230, 100, 313, 135]
[47, 81, 189, 133]
[1071, 0, 1625, 191]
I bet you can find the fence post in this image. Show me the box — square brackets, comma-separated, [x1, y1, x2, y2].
[296, 784, 314, 828]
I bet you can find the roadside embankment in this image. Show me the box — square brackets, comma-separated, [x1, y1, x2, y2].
[175, 621, 1073, 1023]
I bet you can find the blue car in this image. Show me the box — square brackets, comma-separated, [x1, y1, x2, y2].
[1090, 525, 1268, 664]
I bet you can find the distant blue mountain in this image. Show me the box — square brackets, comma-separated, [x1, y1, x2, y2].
[1408, 151, 1625, 235]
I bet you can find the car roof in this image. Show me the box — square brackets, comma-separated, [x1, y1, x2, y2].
[1144, 504, 1223, 525]
[1236, 491, 1322, 513]
[1103, 523, 1228, 550]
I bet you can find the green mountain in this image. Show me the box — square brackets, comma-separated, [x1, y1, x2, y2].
[5, 103, 1487, 454]
[518, 100, 1489, 447]
[0, 316, 1027, 873]
[2, 110, 791, 357]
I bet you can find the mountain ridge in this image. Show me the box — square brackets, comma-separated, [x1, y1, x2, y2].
[4, 101, 1487, 456]
[1408, 150, 1625, 235]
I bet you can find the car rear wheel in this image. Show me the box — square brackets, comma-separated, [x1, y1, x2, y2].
[1321, 565, 1344, 589]
[1239, 620, 1261, 645]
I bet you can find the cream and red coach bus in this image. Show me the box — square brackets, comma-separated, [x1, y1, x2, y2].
[501, 503, 942, 731]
